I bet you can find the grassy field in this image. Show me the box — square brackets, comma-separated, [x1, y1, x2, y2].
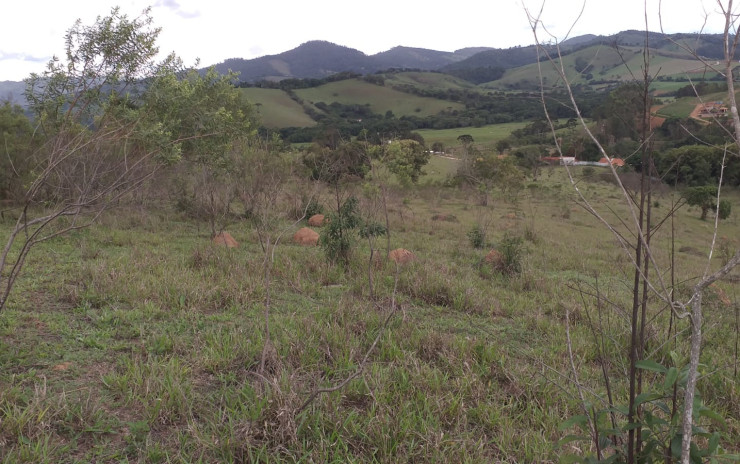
[239, 72, 476, 130]
[1, 166, 739, 462]
[294, 79, 464, 118]
[240, 88, 317, 129]
[654, 95, 701, 118]
[485, 43, 723, 91]
[381, 72, 478, 92]
[656, 90, 740, 119]
[422, 155, 460, 183]
[416, 122, 530, 151]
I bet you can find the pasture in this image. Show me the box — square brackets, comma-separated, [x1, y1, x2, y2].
[1, 164, 738, 462]
[416, 122, 530, 151]
[240, 88, 317, 128]
[381, 71, 478, 91]
[294, 79, 465, 118]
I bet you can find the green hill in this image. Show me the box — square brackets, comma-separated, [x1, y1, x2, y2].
[240, 88, 317, 128]
[240, 74, 474, 129]
[239, 58, 732, 138]
[656, 90, 740, 118]
[294, 79, 464, 118]
[381, 71, 481, 92]
[484, 43, 724, 90]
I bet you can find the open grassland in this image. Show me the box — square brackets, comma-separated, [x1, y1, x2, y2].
[294, 79, 464, 118]
[654, 95, 701, 118]
[240, 88, 317, 128]
[422, 155, 461, 183]
[655, 90, 739, 119]
[487, 45, 637, 89]
[487, 44, 720, 90]
[604, 53, 715, 81]
[382, 71, 479, 92]
[241, 72, 475, 129]
[1, 168, 739, 462]
[416, 122, 530, 151]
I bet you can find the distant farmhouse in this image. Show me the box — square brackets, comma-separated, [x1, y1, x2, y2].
[540, 156, 625, 167]
[697, 101, 728, 117]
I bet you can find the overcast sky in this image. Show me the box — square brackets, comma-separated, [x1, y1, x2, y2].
[0, 0, 730, 82]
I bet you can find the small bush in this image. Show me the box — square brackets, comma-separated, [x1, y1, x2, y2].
[718, 199, 731, 220]
[303, 198, 324, 219]
[467, 225, 487, 249]
[718, 236, 737, 266]
[523, 224, 537, 243]
[321, 197, 362, 265]
[431, 213, 458, 222]
[498, 234, 524, 276]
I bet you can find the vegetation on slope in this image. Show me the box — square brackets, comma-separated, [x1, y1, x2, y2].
[3, 7, 740, 464]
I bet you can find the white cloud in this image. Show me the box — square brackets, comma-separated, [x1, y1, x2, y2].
[155, 0, 201, 19]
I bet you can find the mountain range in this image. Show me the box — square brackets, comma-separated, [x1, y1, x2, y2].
[210, 41, 494, 82]
[1, 30, 732, 105]
[207, 30, 729, 83]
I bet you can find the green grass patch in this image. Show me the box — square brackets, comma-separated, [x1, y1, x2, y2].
[294, 79, 464, 118]
[416, 121, 529, 149]
[0, 170, 738, 462]
[382, 71, 479, 92]
[240, 88, 317, 128]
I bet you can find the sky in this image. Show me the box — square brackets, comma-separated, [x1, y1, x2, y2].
[0, 0, 731, 82]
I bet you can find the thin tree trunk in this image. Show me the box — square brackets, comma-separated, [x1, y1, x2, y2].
[681, 250, 740, 464]
[367, 235, 375, 300]
[259, 236, 272, 375]
[628, 197, 645, 464]
[383, 184, 391, 258]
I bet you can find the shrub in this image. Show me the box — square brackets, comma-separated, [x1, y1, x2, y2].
[523, 224, 537, 243]
[498, 233, 524, 276]
[718, 199, 731, 220]
[321, 197, 362, 265]
[303, 198, 324, 219]
[467, 225, 487, 249]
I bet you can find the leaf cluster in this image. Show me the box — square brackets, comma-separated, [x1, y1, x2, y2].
[559, 356, 734, 464]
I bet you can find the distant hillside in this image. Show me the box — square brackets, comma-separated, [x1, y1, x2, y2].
[214, 41, 372, 81]
[372, 46, 484, 70]
[482, 36, 730, 91]
[561, 34, 599, 47]
[440, 45, 541, 71]
[240, 88, 317, 128]
[207, 31, 733, 85]
[4, 31, 736, 110]
[212, 41, 492, 82]
[454, 47, 496, 58]
[0, 81, 26, 107]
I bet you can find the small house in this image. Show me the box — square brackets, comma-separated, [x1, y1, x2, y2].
[698, 102, 728, 117]
[598, 157, 626, 167]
